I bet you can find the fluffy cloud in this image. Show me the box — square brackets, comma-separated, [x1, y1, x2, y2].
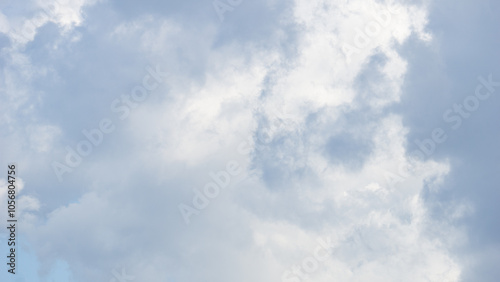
[1, 0, 489, 281]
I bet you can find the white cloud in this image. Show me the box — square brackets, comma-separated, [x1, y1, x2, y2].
[0, 0, 471, 281]
[2, 0, 100, 45]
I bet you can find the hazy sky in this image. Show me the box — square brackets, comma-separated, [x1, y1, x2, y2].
[0, 0, 499, 281]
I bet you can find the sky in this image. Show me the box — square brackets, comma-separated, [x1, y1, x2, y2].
[0, 0, 499, 281]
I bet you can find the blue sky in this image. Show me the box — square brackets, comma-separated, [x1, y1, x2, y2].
[0, 0, 499, 281]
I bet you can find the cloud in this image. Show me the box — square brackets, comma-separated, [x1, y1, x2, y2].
[1, 0, 493, 281]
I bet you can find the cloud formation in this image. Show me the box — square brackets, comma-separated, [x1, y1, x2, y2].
[0, 0, 498, 281]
